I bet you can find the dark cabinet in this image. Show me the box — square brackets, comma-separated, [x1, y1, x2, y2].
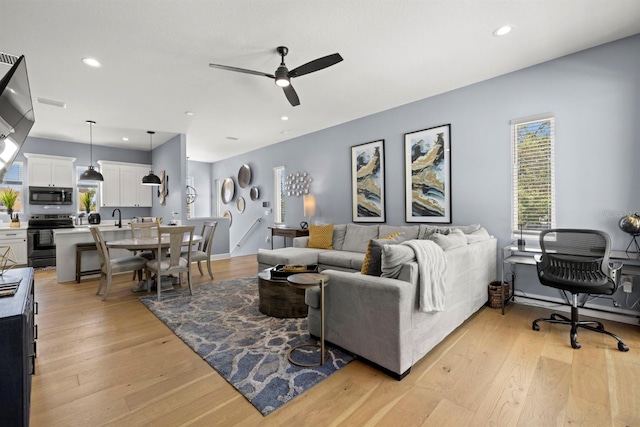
[0, 268, 36, 427]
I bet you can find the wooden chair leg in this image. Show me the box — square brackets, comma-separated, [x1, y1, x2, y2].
[197, 261, 204, 276]
[187, 271, 193, 295]
[102, 275, 112, 301]
[96, 274, 105, 295]
[206, 261, 214, 280]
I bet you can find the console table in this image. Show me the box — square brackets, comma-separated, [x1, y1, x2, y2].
[500, 244, 640, 316]
[269, 227, 309, 249]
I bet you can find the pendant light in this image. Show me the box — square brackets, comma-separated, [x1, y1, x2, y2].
[79, 120, 104, 181]
[141, 130, 161, 186]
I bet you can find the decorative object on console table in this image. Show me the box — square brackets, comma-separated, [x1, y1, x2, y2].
[404, 124, 451, 223]
[351, 139, 385, 223]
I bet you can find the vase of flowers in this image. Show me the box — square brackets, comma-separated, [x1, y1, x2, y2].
[0, 188, 19, 218]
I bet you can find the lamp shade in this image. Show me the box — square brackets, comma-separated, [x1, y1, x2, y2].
[142, 171, 161, 186]
[303, 194, 316, 217]
[79, 165, 104, 181]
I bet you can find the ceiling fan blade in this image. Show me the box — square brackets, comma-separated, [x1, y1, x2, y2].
[283, 85, 300, 107]
[209, 63, 275, 79]
[288, 53, 343, 78]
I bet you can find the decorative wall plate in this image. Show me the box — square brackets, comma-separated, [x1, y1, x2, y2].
[223, 210, 233, 226]
[221, 177, 235, 204]
[238, 164, 252, 188]
[237, 196, 245, 213]
[250, 186, 260, 200]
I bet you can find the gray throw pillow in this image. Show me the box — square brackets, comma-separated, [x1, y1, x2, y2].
[466, 227, 490, 244]
[379, 225, 420, 241]
[332, 224, 347, 251]
[364, 233, 406, 276]
[430, 229, 467, 250]
[381, 244, 416, 279]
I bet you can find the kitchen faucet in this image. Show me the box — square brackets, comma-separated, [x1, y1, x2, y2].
[112, 208, 122, 228]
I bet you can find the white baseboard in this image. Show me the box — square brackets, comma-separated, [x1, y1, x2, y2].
[513, 292, 640, 325]
[210, 253, 230, 261]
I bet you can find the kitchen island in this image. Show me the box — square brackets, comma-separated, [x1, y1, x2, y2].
[54, 225, 134, 283]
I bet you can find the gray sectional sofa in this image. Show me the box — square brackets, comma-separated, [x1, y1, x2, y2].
[257, 223, 497, 379]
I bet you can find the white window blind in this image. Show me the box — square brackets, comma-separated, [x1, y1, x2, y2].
[511, 114, 556, 238]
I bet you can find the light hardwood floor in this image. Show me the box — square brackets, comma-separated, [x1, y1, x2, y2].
[30, 255, 640, 426]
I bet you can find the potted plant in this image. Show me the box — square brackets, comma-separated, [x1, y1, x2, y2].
[0, 188, 19, 216]
[80, 189, 96, 213]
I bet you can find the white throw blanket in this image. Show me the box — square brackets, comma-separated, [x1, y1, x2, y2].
[402, 239, 447, 312]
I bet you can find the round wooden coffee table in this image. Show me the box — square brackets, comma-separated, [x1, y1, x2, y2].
[257, 268, 308, 318]
[286, 273, 329, 367]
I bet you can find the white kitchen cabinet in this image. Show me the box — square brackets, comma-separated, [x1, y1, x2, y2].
[0, 229, 28, 265]
[24, 154, 75, 187]
[98, 161, 152, 207]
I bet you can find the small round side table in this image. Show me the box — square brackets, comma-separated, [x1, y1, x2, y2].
[286, 272, 329, 367]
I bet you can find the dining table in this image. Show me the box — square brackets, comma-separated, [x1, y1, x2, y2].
[106, 232, 203, 292]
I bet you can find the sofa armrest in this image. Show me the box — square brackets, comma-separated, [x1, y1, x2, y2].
[293, 236, 309, 248]
[307, 269, 416, 375]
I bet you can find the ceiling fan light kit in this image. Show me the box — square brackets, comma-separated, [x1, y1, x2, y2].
[209, 45, 343, 106]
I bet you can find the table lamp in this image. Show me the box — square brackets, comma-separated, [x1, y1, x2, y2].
[302, 194, 316, 229]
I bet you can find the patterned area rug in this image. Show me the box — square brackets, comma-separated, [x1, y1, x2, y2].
[139, 276, 354, 416]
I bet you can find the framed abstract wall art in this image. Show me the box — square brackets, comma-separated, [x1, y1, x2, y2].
[351, 139, 385, 222]
[404, 124, 451, 223]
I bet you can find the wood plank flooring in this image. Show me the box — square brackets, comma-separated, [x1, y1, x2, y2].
[29, 255, 640, 426]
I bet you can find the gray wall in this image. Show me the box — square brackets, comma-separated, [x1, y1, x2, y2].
[187, 159, 212, 218]
[211, 34, 640, 311]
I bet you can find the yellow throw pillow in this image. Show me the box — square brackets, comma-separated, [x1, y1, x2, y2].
[308, 223, 334, 249]
[361, 232, 402, 274]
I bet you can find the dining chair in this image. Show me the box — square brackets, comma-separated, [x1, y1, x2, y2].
[181, 221, 217, 279]
[146, 225, 195, 301]
[90, 226, 149, 301]
[130, 222, 157, 280]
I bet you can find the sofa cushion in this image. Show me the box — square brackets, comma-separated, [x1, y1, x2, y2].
[318, 250, 364, 270]
[379, 225, 419, 241]
[257, 247, 325, 267]
[381, 244, 416, 279]
[308, 223, 334, 249]
[342, 224, 380, 253]
[419, 223, 481, 239]
[465, 226, 491, 244]
[361, 233, 406, 276]
[331, 224, 348, 251]
[430, 229, 467, 250]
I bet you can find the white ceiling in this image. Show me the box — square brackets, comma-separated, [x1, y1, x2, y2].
[2, 0, 640, 163]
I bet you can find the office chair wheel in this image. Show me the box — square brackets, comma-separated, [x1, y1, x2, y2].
[618, 342, 629, 352]
[532, 321, 540, 331]
[571, 333, 581, 349]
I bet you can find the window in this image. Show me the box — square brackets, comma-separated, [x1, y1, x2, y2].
[511, 114, 556, 238]
[273, 166, 285, 225]
[76, 166, 99, 213]
[0, 162, 23, 213]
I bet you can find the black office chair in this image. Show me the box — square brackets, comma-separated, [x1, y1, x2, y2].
[532, 229, 629, 352]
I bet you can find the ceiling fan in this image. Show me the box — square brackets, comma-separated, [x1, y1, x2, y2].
[209, 46, 343, 106]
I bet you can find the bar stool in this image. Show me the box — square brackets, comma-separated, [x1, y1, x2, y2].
[76, 242, 101, 282]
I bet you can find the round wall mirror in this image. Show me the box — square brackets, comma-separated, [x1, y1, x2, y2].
[223, 210, 233, 226]
[221, 177, 235, 204]
[250, 186, 260, 200]
[238, 164, 252, 188]
[237, 196, 245, 213]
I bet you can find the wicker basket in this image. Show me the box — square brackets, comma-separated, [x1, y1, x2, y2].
[488, 281, 511, 309]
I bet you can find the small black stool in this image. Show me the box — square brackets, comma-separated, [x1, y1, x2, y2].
[76, 242, 101, 283]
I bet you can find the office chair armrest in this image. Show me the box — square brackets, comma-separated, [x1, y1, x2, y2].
[608, 262, 623, 273]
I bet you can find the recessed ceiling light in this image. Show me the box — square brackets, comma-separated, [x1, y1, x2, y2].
[281, 116, 289, 121]
[82, 57, 102, 68]
[493, 25, 514, 37]
[185, 111, 195, 116]
[122, 137, 129, 141]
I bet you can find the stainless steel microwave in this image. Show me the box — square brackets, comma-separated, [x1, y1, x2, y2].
[29, 186, 73, 205]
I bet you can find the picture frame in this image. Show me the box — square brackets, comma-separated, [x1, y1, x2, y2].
[351, 139, 385, 223]
[404, 124, 451, 223]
